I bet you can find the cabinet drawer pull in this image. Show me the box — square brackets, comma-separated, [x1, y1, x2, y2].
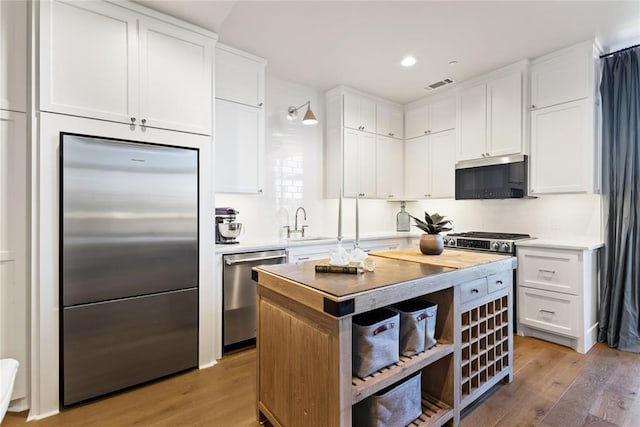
[417, 313, 428, 321]
[539, 268, 556, 274]
[297, 256, 310, 261]
[373, 322, 394, 335]
[471, 288, 479, 294]
[539, 309, 555, 315]
[496, 280, 503, 285]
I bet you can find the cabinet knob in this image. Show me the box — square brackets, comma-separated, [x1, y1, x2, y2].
[531, 105, 536, 109]
[141, 119, 147, 125]
[130, 117, 136, 123]
[471, 288, 479, 294]
[258, 102, 264, 107]
[388, 194, 394, 198]
[389, 133, 394, 137]
[258, 189, 263, 193]
[424, 130, 428, 134]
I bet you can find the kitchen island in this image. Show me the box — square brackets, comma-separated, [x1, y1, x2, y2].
[252, 249, 516, 427]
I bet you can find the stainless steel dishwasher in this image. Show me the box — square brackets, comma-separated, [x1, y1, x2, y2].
[223, 249, 287, 352]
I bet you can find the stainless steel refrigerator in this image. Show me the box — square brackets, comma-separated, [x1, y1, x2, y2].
[60, 133, 199, 406]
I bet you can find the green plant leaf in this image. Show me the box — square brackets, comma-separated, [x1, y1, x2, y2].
[424, 212, 434, 225]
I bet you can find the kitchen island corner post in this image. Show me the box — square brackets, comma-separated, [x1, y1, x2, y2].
[255, 282, 354, 426]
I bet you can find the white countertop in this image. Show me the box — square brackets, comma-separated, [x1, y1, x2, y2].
[515, 238, 604, 251]
[214, 231, 420, 254]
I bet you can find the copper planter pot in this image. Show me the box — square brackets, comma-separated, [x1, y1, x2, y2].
[419, 234, 444, 255]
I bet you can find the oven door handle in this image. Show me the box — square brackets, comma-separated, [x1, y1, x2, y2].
[225, 254, 287, 265]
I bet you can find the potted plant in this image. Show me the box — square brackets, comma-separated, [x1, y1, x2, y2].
[410, 212, 453, 255]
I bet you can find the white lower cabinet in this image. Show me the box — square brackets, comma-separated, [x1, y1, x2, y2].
[215, 98, 263, 194]
[517, 243, 600, 354]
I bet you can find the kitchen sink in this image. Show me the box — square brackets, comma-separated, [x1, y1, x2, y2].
[287, 236, 335, 242]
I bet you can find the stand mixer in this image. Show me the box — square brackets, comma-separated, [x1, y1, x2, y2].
[215, 207, 242, 244]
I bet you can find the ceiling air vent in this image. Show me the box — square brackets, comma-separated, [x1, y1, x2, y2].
[424, 78, 456, 91]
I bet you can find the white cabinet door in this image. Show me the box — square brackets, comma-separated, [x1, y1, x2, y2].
[215, 46, 265, 108]
[358, 132, 377, 197]
[0, 0, 27, 112]
[428, 96, 456, 134]
[487, 71, 522, 157]
[139, 18, 213, 135]
[530, 47, 590, 110]
[404, 135, 430, 199]
[376, 102, 403, 138]
[343, 128, 360, 197]
[376, 135, 403, 199]
[343, 93, 376, 133]
[428, 130, 456, 199]
[404, 104, 429, 140]
[458, 83, 487, 160]
[215, 99, 262, 194]
[0, 111, 27, 401]
[40, 0, 138, 123]
[530, 99, 590, 194]
[343, 129, 376, 197]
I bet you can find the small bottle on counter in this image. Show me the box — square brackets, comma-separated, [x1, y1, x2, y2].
[396, 201, 410, 232]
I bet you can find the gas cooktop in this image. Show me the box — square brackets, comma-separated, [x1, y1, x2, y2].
[444, 231, 532, 254]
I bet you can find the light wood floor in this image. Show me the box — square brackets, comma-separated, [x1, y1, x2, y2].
[4, 336, 640, 427]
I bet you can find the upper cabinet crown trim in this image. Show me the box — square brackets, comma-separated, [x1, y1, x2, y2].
[104, 0, 218, 39]
[326, 85, 403, 108]
[216, 42, 267, 65]
[455, 59, 529, 90]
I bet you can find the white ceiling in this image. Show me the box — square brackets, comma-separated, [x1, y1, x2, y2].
[135, 1, 640, 104]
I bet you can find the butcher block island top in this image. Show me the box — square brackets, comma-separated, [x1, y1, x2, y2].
[253, 249, 516, 427]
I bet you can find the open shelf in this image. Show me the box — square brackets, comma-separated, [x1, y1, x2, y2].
[352, 341, 454, 404]
[408, 393, 453, 427]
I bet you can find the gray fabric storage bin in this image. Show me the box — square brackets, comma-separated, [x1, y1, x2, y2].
[353, 372, 422, 427]
[352, 308, 399, 379]
[391, 300, 438, 356]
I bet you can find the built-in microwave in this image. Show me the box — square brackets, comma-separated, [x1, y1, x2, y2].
[455, 154, 528, 200]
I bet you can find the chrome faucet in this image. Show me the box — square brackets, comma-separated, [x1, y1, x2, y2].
[294, 207, 308, 236]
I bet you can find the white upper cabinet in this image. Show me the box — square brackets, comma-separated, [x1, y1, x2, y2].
[138, 18, 213, 134]
[0, 0, 27, 112]
[457, 64, 525, 161]
[343, 129, 376, 198]
[215, 45, 265, 108]
[39, 0, 215, 135]
[404, 95, 456, 140]
[215, 98, 262, 194]
[343, 92, 376, 133]
[214, 45, 266, 194]
[529, 42, 599, 194]
[376, 102, 403, 139]
[530, 46, 590, 110]
[404, 129, 455, 199]
[376, 135, 404, 199]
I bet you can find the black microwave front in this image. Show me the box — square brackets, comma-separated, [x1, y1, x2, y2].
[455, 155, 528, 200]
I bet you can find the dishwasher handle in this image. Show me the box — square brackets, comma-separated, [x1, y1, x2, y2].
[225, 254, 287, 266]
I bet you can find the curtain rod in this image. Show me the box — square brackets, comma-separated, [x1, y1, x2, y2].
[600, 44, 640, 59]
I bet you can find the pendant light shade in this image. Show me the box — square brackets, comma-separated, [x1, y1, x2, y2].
[287, 100, 318, 125]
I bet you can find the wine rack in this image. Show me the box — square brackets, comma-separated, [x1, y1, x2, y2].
[460, 295, 510, 404]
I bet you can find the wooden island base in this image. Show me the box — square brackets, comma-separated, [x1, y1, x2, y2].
[253, 249, 516, 427]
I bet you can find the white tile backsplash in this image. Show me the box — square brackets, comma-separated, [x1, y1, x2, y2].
[216, 74, 602, 244]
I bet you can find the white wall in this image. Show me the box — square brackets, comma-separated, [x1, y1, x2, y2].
[410, 193, 602, 241]
[217, 74, 603, 244]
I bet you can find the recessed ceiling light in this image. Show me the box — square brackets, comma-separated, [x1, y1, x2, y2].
[449, 60, 458, 66]
[401, 56, 417, 67]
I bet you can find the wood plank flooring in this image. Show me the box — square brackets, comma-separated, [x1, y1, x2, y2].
[4, 336, 640, 427]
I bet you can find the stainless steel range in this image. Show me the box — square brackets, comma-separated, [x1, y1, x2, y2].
[444, 231, 532, 255]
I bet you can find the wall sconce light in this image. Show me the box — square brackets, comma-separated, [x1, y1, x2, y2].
[287, 100, 318, 125]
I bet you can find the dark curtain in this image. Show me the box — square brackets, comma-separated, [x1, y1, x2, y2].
[598, 46, 640, 352]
